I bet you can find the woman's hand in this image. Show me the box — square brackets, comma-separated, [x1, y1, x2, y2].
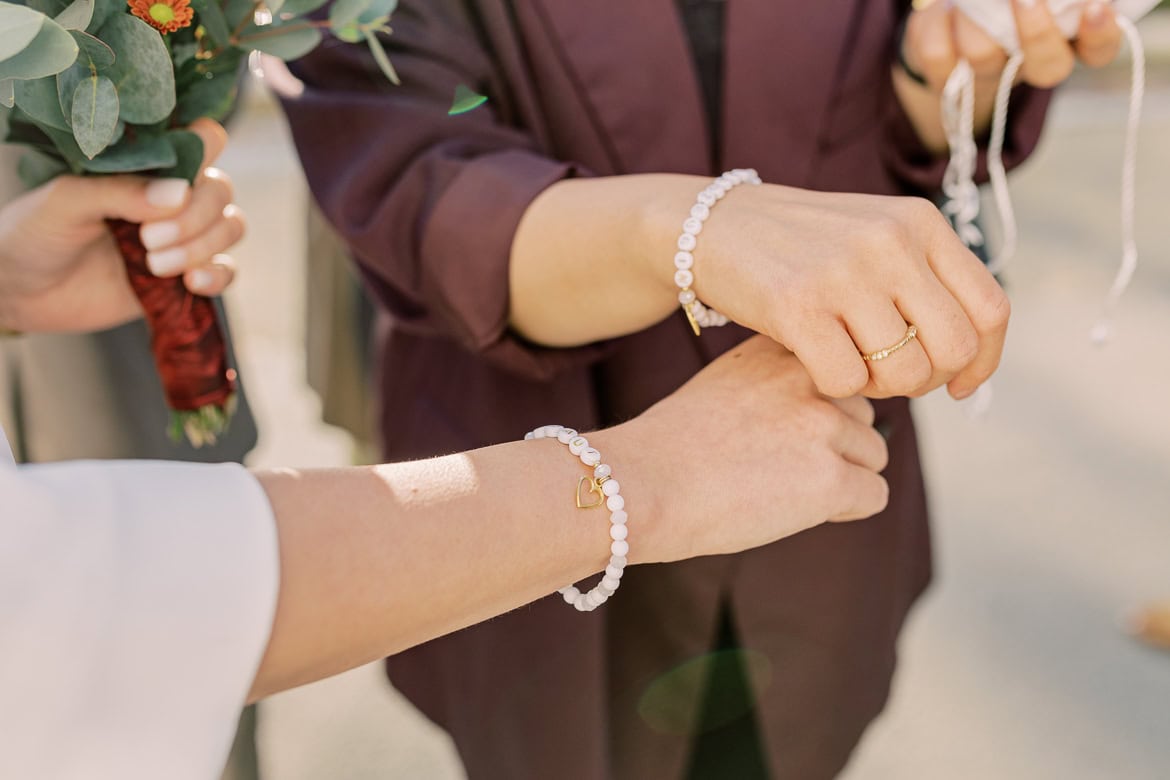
[897, 0, 1124, 152]
[598, 336, 890, 564]
[0, 118, 245, 333]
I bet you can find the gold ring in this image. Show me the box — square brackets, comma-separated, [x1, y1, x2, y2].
[861, 325, 918, 362]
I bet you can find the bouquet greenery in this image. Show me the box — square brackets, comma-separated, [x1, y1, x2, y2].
[0, 0, 398, 445]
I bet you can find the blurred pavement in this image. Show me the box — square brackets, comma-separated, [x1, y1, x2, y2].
[219, 39, 1170, 780]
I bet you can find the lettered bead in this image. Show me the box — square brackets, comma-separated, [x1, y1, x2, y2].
[690, 203, 710, 220]
[606, 494, 625, 512]
[610, 540, 629, 557]
[542, 425, 562, 438]
[602, 575, 621, 590]
[674, 251, 694, 270]
[678, 289, 696, 305]
[610, 509, 628, 525]
[594, 463, 612, 479]
[674, 269, 694, 288]
[556, 427, 577, 444]
[601, 479, 620, 496]
[677, 233, 697, 252]
[580, 448, 601, 466]
[682, 217, 703, 235]
[610, 524, 628, 541]
[568, 437, 588, 455]
[609, 555, 628, 569]
[605, 564, 624, 579]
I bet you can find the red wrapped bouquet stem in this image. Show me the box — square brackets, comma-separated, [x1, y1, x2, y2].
[107, 217, 237, 447]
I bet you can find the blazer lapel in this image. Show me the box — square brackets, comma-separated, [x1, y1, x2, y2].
[527, 0, 710, 175]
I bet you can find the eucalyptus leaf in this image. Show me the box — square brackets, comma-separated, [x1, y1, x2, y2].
[331, 20, 361, 43]
[190, 0, 232, 48]
[99, 14, 175, 124]
[0, 15, 78, 81]
[363, 28, 398, 85]
[0, 79, 13, 108]
[328, 0, 371, 29]
[26, 0, 68, 17]
[159, 129, 203, 183]
[176, 64, 240, 124]
[223, 0, 257, 30]
[17, 148, 69, 189]
[82, 132, 176, 173]
[448, 84, 487, 116]
[54, 0, 94, 31]
[85, 0, 120, 33]
[238, 23, 322, 60]
[277, 0, 329, 16]
[71, 30, 114, 69]
[357, 0, 395, 24]
[13, 75, 69, 130]
[0, 4, 45, 63]
[55, 59, 86, 120]
[71, 73, 117, 157]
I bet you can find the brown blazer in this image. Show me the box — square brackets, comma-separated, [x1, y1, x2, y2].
[282, 2, 1050, 777]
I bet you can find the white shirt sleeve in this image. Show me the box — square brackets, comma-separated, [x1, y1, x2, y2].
[0, 425, 280, 780]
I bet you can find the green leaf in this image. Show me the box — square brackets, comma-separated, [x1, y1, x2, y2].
[448, 84, 486, 116]
[176, 62, 241, 123]
[158, 129, 203, 183]
[85, 0, 120, 33]
[54, 0, 94, 31]
[277, 0, 329, 16]
[98, 14, 175, 124]
[190, 0, 232, 48]
[26, 0, 69, 17]
[238, 23, 322, 60]
[223, 0, 256, 30]
[362, 28, 398, 85]
[357, 0, 394, 24]
[70, 72, 117, 157]
[0, 78, 13, 108]
[331, 20, 361, 43]
[71, 30, 114, 69]
[0, 14, 78, 81]
[0, 4, 45, 62]
[82, 132, 177, 173]
[55, 60, 86, 120]
[17, 148, 69, 189]
[13, 75, 69, 129]
[328, 0, 371, 29]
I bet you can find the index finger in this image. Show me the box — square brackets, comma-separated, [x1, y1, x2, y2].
[188, 118, 228, 171]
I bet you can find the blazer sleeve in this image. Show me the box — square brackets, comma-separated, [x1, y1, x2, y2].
[0, 433, 279, 779]
[280, 3, 604, 381]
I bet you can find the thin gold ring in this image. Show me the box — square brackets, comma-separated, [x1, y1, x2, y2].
[861, 325, 918, 362]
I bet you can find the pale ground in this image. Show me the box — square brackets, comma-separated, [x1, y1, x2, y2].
[217, 42, 1170, 780]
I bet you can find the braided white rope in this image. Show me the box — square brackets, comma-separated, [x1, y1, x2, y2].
[985, 50, 1026, 275]
[940, 60, 984, 249]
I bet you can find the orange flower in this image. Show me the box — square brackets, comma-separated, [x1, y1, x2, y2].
[127, 0, 194, 33]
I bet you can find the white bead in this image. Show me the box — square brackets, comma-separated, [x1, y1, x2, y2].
[610, 524, 628, 541]
[574, 594, 589, 611]
[605, 564, 624, 579]
[580, 448, 601, 466]
[610, 509, 628, 525]
[674, 269, 694, 288]
[562, 587, 580, 604]
[697, 191, 716, 207]
[594, 464, 612, 479]
[556, 427, 577, 444]
[568, 436, 588, 455]
[543, 425, 562, 438]
[602, 574, 621, 590]
[607, 494, 625, 511]
[677, 233, 697, 252]
[598, 581, 616, 596]
[682, 217, 703, 236]
[690, 203, 710, 221]
[533, 428, 546, 438]
[601, 479, 620, 496]
[678, 289, 696, 305]
[674, 251, 694, 270]
[587, 590, 603, 607]
[610, 540, 629, 557]
[610, 555, 627, 569]
[525, 432, 535, 440]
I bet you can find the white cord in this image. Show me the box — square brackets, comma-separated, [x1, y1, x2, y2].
[985, 50, 1026, 275]
[1091, 15, 1145, 345]
[940, 60, 985, 249]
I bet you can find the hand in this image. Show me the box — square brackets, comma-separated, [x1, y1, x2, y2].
[602, 336, 890, 564]
[656, 182, 1009, 401]
[0, 118, 245, 333]
[904, 0, 1124, 92]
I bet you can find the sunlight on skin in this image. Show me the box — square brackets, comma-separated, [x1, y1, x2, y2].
[373, 454, 481, 509]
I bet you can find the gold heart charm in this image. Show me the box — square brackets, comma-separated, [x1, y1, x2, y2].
[576, 476, 605, 509]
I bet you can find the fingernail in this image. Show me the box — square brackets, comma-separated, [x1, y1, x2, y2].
[147, 247, 188, 277]
[145, 178, 189, 209]
[188, 268, 215, 292]
[139, 220, 180, 250]
[1085, 1, 1108, 25]
[951, 386, 974, 400]
[1016, 0, 1037, 8]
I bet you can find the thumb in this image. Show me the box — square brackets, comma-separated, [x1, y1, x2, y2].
[46, 174, 192, 226]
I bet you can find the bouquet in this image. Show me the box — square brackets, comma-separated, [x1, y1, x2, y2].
[0, 0, 399, 445]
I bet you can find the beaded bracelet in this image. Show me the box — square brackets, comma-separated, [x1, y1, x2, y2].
[524, 424, 628, 612]
[674, 167, 762, 335]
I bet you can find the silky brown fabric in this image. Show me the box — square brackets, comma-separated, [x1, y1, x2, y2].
[281, 2, 1051, 777]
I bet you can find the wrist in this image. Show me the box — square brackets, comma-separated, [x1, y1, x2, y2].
[634, 174, 711, 299]
[586, 421, 669, 567]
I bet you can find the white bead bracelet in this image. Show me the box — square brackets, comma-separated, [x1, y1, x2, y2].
[674, 167, 762, 335]
[524, 424, 629, 612]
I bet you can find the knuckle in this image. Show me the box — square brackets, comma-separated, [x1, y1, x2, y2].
[819, 363, 867, 399]
[977, 286, 1011, 331]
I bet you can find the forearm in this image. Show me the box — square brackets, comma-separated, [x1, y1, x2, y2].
[509, 173, 708, 347]
[249, 428, 646, 700]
